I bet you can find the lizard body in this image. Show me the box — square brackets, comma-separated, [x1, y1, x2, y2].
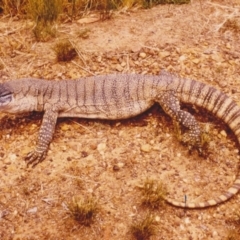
[1, 71, 240, 208]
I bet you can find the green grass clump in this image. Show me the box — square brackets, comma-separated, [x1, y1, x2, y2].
[54, 40, 77, 62]
[140, 179, 166, 209]
[130, 214, 157, 240]
[67, 196, 98, 226]
[27, 0, 62, 41]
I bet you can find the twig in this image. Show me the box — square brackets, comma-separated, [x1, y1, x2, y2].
[68, 39, 88, 67]
[70, 120, 94, 133]
[72, 60, 96, 76]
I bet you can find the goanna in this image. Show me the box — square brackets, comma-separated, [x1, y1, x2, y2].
[0, 71, 239, 209]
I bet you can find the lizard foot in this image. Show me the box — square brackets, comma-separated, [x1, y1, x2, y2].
[25, 150, 47, 167]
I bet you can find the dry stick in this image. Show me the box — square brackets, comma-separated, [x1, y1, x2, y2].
[141, 45, 160, 51]
[72, 60, 96, 76]
[70, 120, 94, 133]
[68, 39, 88, 67]
[214, 9, 239, 32]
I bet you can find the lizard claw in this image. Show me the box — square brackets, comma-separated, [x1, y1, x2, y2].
[25, 150, 47, 167]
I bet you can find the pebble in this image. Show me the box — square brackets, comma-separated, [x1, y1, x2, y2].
[139, 52, 146, 58]
[192, 58, 200, 64]
[27, 207, 38, 214]
[140, 144, 151, 152]
[159, 51, 170, 59]
[115, 64, 123, 72]
[97, 142, 106, 152]
[220, 130, 227, 137]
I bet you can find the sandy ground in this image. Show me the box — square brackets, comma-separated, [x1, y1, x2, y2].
[0, 0, 240, 239]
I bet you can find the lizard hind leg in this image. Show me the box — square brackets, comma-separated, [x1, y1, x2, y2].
[158, 91, 203, 154]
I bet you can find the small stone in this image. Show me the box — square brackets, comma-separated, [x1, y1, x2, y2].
[226, 43, 231, 49]
[115, 64, 123, 72]
[9, 154, 17, 162]
[97, 142, 106, 152]
[27, 207, 38, 214]
[60, 124, 70, 131]
[121, 62, 126, 67]
[81, 151, 88, 158]
[96, 56, 102, 62]
[113, 165, 120, 171]
[140, 144, 151, 152]
[117, 162, 124, 168]
[184, 217, 190, 224]
[192, 58, 200, 64]
[159, 51, 170, 59]
[220, 130, 227, 137]
[139, 52, 146, 58]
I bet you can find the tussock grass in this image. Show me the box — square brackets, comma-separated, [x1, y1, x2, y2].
[54, 40, 77, 62]
[139, 179, 167, 209]
[0, 0, 190, 17]
[67, 196, 98, 226]
[130, 214, 157, 240]
[27, 0, 62, 41]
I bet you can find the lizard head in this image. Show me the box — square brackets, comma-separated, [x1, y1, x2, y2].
[0, 80, 38, 114]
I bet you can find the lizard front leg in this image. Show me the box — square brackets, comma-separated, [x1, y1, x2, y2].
[25, 109, 58, 167]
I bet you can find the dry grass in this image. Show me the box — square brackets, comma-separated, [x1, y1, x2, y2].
[139, 179, 167, 209]
[130, 214, 157, 240]
[27, 0, 62, 41]
[53, 40, 77, 62]
[67, 196, 99, 226]
[0, 0, 190, 16]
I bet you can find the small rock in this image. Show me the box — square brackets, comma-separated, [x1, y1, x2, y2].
[60, 124, 70, 131]
[220, 130, 227, 137]
[139, 52, 146, 58]
[192, 58, 200, 64]
[97, 142, 106, 152]
[159, 51, 170, 59]
[140, 144, 151, 152]
[113, 165, 120, 171]
[212, 231, 218, 237]
[9, 154, 17, 162]
[81, 151, 88, 158]
[27, 207, 38, 214]
[115, 64, 123, 72]
[184, 217, 191, 224]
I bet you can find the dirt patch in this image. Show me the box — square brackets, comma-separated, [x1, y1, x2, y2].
[0, 0, 240, 239]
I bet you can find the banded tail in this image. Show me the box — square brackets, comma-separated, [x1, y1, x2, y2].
[162, 71, 240, 208]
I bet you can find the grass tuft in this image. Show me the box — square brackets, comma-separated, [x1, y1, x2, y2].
[27, 0, 62, 41]
[67, 196, 98, 226]
[130, 214, 157, 240]
[140, 179, 166, 209]
[54, 40, 77, 62]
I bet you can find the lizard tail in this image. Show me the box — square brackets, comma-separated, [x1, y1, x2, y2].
[164, 173, 240, 208]
[166, 75, 240, 208]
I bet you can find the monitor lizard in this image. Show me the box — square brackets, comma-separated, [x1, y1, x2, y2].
[0, 71, 239, 209]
